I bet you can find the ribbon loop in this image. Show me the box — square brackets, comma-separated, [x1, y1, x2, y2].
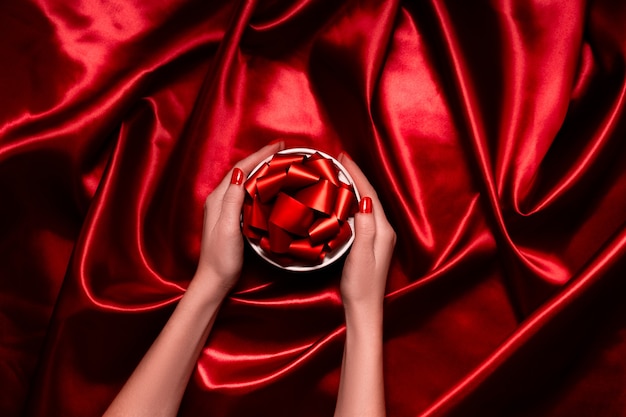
[284, 164, 320, 189]
[305, 153, 340, 186]
[256, 171, 288, 202]
[294, 180, 337, 215]
[309, 217, 340, 245]
[269, 193, 314, 236]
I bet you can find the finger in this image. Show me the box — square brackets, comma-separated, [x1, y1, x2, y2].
[236, 141, 285, 173]
[211, 141, 286, 201]
[350, 197, 376, 258]
[218, 167, 247, 228]
[338, 153, 377, 200]
[338, 153, 390, 226]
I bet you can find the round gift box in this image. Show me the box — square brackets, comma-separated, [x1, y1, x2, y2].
[242, 147, 360, 272]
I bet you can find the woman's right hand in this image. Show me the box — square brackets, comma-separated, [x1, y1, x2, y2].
[334, 153, 394, 417]
[338, 154, 396, 310]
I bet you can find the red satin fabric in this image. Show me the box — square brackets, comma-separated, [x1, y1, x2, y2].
[2, 0, 626, 416]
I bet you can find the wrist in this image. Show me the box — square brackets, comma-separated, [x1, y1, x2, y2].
[342, 295, 384, 316]
[343, 300, 383, 334]
[188, 269, 232, 304]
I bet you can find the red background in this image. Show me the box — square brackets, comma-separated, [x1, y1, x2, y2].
[1, 0, 625, 416]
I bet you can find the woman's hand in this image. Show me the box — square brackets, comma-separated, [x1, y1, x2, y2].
[103, 142, 285, 417]
[334, 153, 395, 417]
[193, 141, 285, 298]
[338, 154, 396, 310]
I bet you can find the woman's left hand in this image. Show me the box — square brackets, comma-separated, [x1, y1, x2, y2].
[194, 141, 285, 298]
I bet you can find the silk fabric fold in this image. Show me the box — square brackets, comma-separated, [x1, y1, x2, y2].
[1, 0, 625, 416]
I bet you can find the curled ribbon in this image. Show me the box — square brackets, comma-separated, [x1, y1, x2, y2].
[242, 151, 357, 267]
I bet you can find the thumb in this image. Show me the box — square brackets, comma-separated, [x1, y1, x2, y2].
[351, 197, 376, 256]
[219, 167, 246, 228]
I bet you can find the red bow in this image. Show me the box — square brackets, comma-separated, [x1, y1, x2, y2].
[242, 152, 357, 267]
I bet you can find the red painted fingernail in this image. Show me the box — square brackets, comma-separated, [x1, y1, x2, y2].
[359, 197, 372, 214]
[269, 139, 285, 149]
[231, 168, 244, 185]
[339, 150, 352, 161]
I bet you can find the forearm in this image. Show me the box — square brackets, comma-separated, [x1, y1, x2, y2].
[334, 301, 386, 417]
[103, 275, 226, 417]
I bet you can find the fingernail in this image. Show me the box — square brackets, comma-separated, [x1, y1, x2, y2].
[269, 139, 285, 149]
[339, 150, 352, 161]
[231, 168, 244, 185]
[359, 196, 372, 214]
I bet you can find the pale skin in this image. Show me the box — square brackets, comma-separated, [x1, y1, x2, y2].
[103, 142, 396, 417]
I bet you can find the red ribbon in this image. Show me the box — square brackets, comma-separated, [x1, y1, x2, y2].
[242, 152, 357, 267]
